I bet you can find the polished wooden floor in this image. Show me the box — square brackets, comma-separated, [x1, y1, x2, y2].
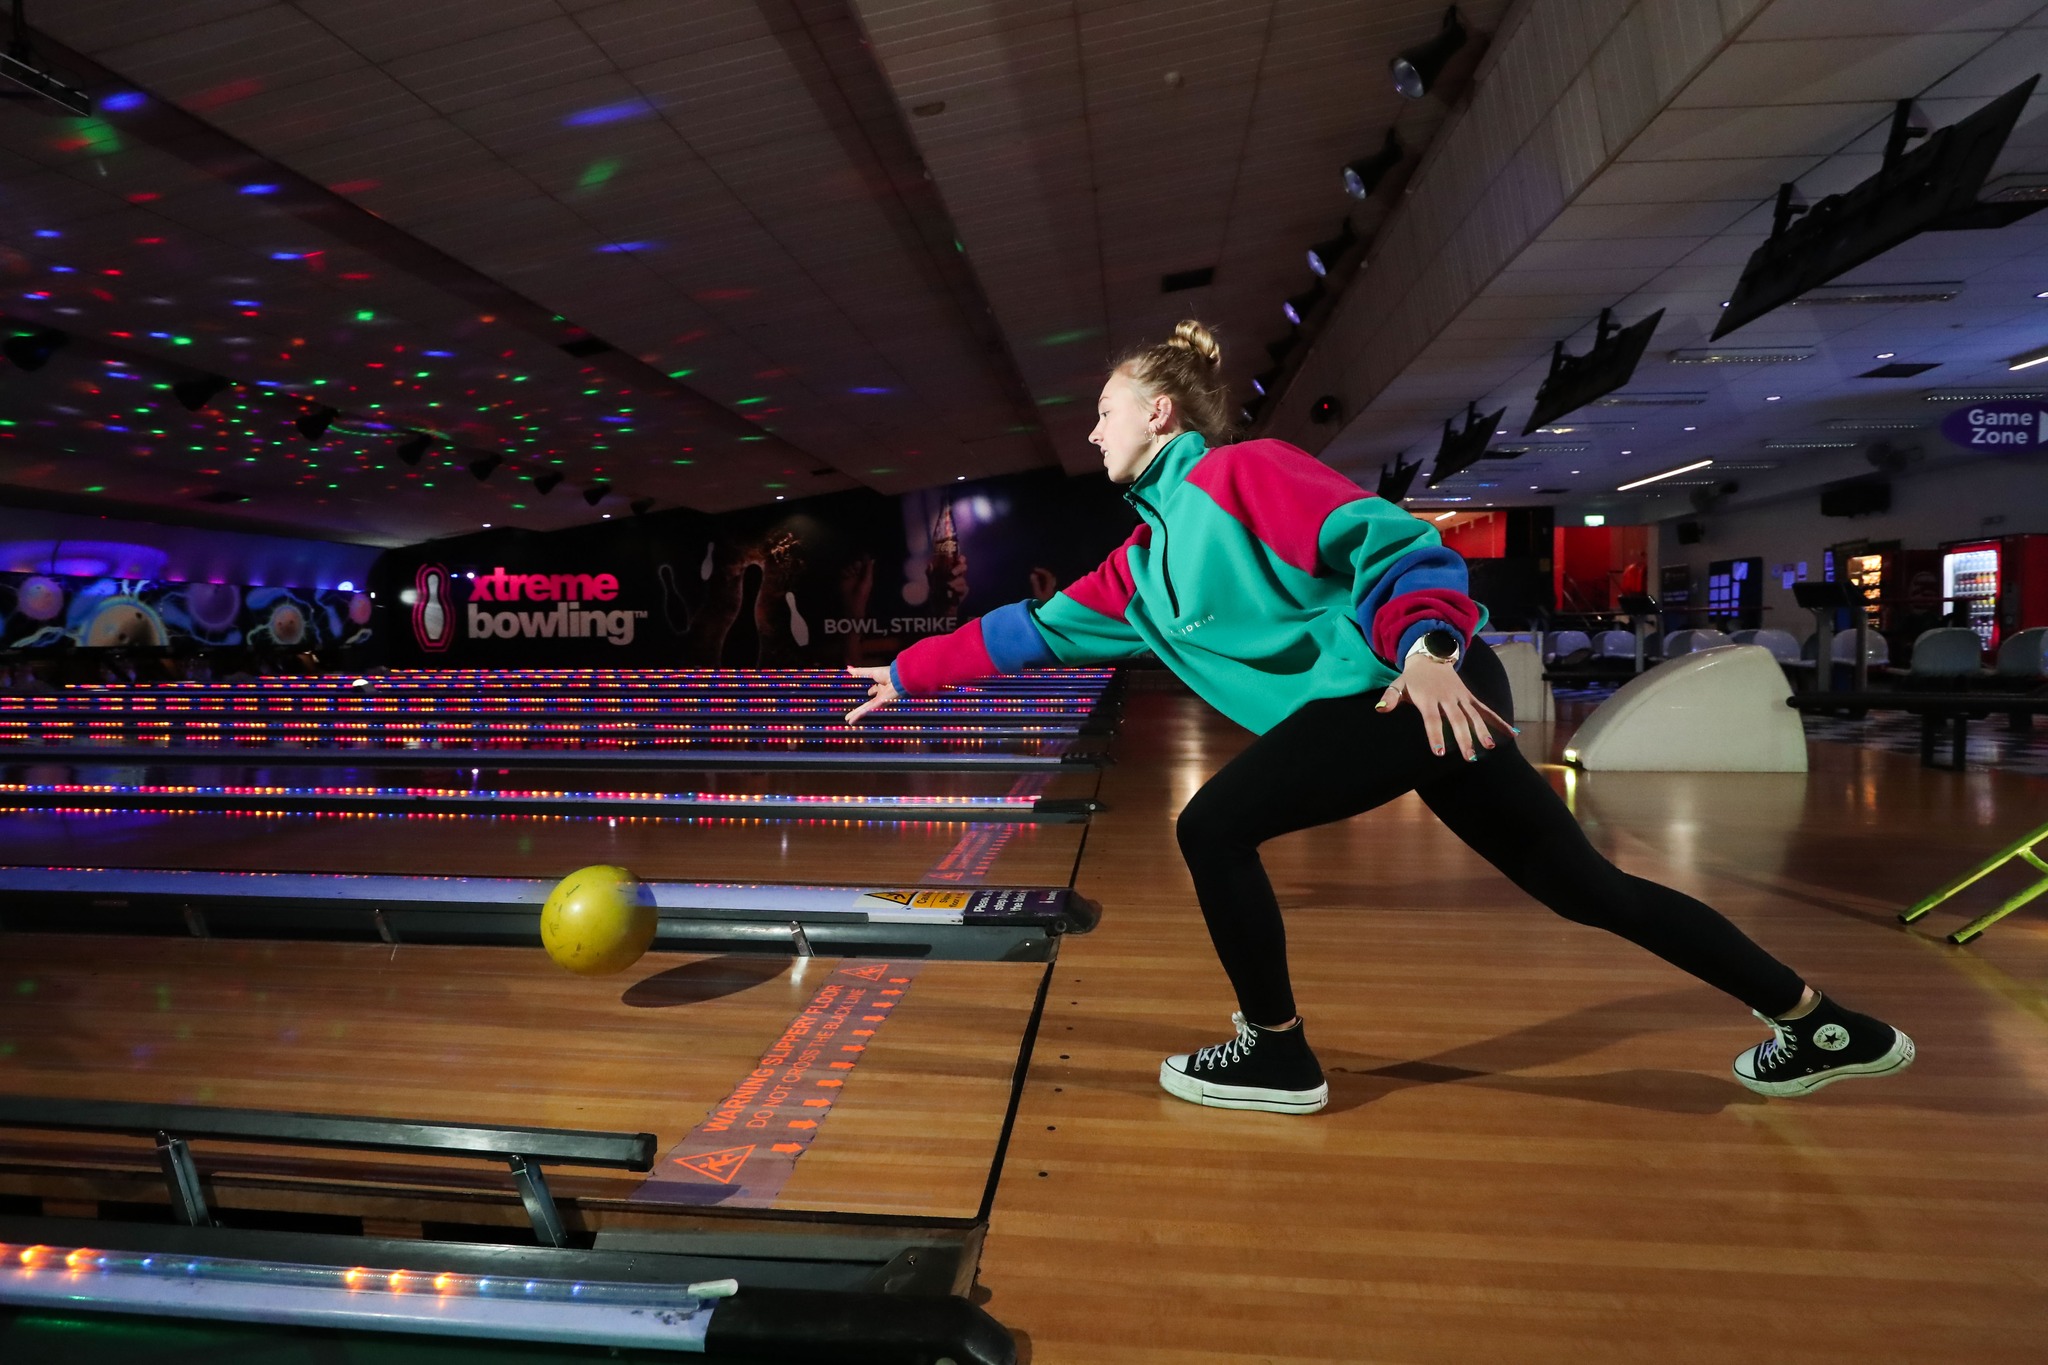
[0, 937, 1042, 1223]
[980, 688, 2048, 1364]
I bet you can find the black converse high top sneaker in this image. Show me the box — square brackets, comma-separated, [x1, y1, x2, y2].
[1732, 994, 1915, 1097]
[1159, 1012, 1329, 1114]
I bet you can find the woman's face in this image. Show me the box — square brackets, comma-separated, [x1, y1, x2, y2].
[1091, 369, 1174, 484]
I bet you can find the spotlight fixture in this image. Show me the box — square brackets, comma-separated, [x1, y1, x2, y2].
[1391, 6, 1468, 101]
[1266, 331, 1300, 364]
[295, 406, 337, 441]
[1307, 222, 1357, 277]
[395, 432, 431, 466]
[631, 497, 655, 516]
[468, 452, 504, 482]
[1250, 368, 1280, 397]
[582, 481, 612, 507]
[2, 326, 67, 371]
[1342, 129, 1403, 200]
[1309, 394, 1342, 424]
[529, 470, 564, 494]
[172, 374, 231, 412]
[1282, 285, 1325, 327]
[2008, 343, 2048, 371]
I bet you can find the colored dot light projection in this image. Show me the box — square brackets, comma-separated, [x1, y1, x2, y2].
[0, 781, 1038, 812]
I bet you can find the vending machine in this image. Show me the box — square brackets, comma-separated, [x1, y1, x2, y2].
[1939, 534, 2048, 652]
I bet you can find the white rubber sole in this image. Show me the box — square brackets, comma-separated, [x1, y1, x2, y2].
[1158, 1060, 1329, 1113]
[1734, 1028, 1916, 1097]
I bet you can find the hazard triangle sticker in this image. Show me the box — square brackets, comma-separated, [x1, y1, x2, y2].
[673, 1145, 754, 1184]
[843, 962, 889, 981]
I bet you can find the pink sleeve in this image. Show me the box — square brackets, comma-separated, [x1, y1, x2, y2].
[1370, 590, 1485, 662]
[892, 616, 996, 695]
[1184, 439, 1371, 575]
[1061, 524, 1148, 620]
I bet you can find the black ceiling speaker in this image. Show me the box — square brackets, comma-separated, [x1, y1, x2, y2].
[631, 497, 655, 516]
[1307, 221, 1357, 277]
[582, 481, 612, 507]
[1392, 7, 1468, 100]
[1676, 519, 1705, 545]
[395, 432, 431, 466]
[1342, 129, 1403, 200]
[172, 374, 231, 411]
[295, 406, 336, 441]
[468, 452, 504, 482]
[1309, 394, 1343, 424]
[2, 327, 67, 371]
[529, 470, 564, 494]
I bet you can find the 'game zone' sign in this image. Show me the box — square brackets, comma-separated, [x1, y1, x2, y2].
[1941, 400, 2048, 449]
[411, 564, 648, 650]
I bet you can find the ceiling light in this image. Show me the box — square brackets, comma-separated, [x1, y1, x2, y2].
[1682, 426, 1697, 431]
[1875, 352, 1896, 359]
[2007, 344, 2048, 371]
[1923, 388, 2048, 402]
[1342, 129, 1403, 200]
[1282, 285, 1324, 326]
[1668, 346, 1814, 364]
[1761, 439, 1858, 450]
[1785, 281, 1961, 306]
[1391, 6, 1467, 100]
[1765, 395, 1781, 401]
[295, 406, 336, 441]
[1617, 458, 1713, 491]
[1307, 223, 1357, 277]
[1823, 418, 1926, 431]
[1433, 511, 1457, 521]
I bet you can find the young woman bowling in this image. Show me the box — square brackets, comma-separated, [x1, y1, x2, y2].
[847, 321, 1914, 1115]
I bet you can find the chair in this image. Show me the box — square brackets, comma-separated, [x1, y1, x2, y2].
[1664, 629, 1731, 655]
[1545, 630, 1591, 664]
[1907, 627, 1982, 680]
[1593, 630, 1637, 659]
[1994, 627, 2048, 680]
[1832, 630, 1890, 665]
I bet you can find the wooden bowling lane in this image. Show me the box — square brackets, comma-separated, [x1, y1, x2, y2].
[0, 758, 1104, 805]
[0, 934, 1045, 1223]
[0, 805, 1086, 886]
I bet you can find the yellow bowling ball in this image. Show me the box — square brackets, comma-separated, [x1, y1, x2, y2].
[540, 865, 658, 976]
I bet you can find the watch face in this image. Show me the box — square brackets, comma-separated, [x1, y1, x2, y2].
[1423, 630, 1458, 658]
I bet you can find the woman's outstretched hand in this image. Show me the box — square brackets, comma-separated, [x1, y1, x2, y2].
[845, 665, 899, 724]
[1376, 656, 1516, 760]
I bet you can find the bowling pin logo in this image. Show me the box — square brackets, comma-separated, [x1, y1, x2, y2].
[786, 592, 809, 647]
[414, 563, 453, 652]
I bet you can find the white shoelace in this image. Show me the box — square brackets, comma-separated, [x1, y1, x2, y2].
[1751, 1009, 1797, 1071]
[1193, 1012, 1257, 1072]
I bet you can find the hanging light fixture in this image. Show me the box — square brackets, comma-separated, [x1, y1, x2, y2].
[1392, 7, 1468, 100]
[1342, 129, 1403, 200]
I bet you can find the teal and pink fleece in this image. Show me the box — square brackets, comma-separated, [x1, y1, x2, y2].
[890, 431, 1486, 734]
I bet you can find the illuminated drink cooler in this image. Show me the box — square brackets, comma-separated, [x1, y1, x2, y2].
[0, 866, 1100, 961]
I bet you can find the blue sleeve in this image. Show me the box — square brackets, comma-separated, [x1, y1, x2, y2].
[1354, 545, 1469, 668]
[981, 599, 1058, 672]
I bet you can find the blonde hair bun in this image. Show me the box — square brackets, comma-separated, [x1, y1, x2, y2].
[1168, 319, 1222, 367]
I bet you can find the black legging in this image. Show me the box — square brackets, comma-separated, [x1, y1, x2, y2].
[1175, 639, 1806, 1024]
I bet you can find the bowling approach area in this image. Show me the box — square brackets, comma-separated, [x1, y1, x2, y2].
[1, 660, 2045, 1363]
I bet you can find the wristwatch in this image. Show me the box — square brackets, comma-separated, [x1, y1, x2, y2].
[1408, 629, 1461, 665]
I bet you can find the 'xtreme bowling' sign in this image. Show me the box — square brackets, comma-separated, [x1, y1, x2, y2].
[1942, 400, 2048, 450]
[409, 564, 649, 654]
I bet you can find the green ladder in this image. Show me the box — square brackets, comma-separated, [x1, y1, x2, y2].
[1899, 821, 2048, 944]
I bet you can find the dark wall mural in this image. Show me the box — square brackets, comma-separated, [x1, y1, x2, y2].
[372, 467, 1138, 667]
